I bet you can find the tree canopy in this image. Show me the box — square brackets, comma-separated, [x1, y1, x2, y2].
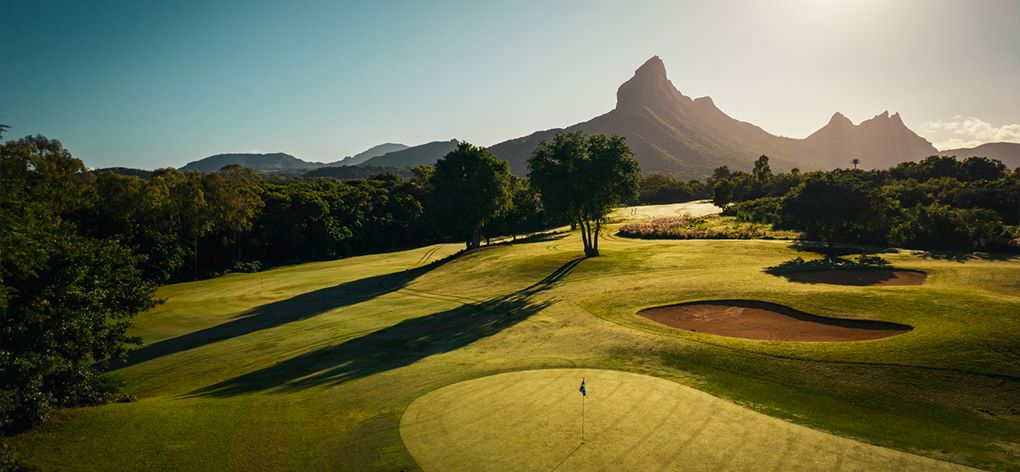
[428, 142, 512, 249]
[1, 136, 158, 434]
[782, 173, 885, 248]
[528, 131, 640, 257]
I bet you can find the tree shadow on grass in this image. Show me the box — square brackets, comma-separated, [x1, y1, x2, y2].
[512, 230, 570, 244]
[909, 250, 1017, 263]
[765, 254, 890, 275]
[786, 240, 897, 257]
[189, 257, 583, 397]
[110, 259, 451, 370]
[787, 240, 1018, 263]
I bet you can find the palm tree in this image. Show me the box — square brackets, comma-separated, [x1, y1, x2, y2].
[851, 158, 860, 170]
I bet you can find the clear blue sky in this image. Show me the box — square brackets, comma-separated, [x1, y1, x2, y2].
[2, 0, 1018, 168]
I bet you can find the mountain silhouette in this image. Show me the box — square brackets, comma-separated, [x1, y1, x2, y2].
[358, 139, 460, 168]
[939, 142, 1020, 168]
[179, 152, 317, 173]
[803, 111, 937, 169]
[489, 56, 940, 177]
[330, 143, 409, 166]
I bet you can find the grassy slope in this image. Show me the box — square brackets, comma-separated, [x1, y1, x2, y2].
[10, 202, 1020, 470]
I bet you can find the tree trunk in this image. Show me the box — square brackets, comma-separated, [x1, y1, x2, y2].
[468, 227, 482, 249]
[577, 215, 588, 252]
[581, 219, 599, 258]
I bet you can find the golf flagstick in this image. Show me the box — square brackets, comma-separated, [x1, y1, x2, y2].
[579, 378, 586, 443]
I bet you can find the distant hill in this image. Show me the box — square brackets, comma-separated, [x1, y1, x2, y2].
[95, 167, 154, 179]
[939, 142, 1020, 169]
[304, 165, 413, 179]
[488, 56, 940, 178]
[803, 111, 938, 170]
[359, 139, 460, 168]
[330, 143, 409, 166]
[179, 152, 317, 173]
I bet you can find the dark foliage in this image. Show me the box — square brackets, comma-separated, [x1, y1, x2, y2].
[1, 136, 158, 434]
[528, 131, 640, 257]
[636, 173, 709, 204]
[302, 165, 413, 179]
[890, 204, 1009, 251]
[782, 173, 888, 247]
[708, 154, 1018, 252]
[427, 143, 512, 249]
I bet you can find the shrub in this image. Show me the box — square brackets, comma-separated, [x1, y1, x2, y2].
[890, 203, 1007, 251]
[725, 197, 785, 225]
[782, 174, 887, 248]
[231, 260, 262, 273]
[0, 438, 23, 472]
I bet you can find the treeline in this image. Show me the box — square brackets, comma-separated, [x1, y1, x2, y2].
[5, 138, 567, 287]
[714, 155, 1020, 251]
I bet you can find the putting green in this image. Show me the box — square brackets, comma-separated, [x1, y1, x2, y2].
[400, 369, 969, 471]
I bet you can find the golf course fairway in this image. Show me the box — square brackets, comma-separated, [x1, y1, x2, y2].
[401, 369, 968, 471]
[7, 201, 1019, 470]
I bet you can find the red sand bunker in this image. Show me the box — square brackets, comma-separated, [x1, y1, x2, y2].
[639, 300, 911, 342]
[782, 269, 926, 286]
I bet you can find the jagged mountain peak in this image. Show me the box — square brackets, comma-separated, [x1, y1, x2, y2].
[828, 111, 854, 127]
[488, 56, 941, 178]
[634, 55, 666, 78]
[860, 110, 910, 129]
[615, 55, 687, 113]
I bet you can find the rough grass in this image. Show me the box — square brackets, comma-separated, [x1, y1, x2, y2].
[8, 201, 1020, 471]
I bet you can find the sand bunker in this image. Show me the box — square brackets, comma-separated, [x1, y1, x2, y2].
[639, 300, 911, 341]
[781, 268, 926, 286]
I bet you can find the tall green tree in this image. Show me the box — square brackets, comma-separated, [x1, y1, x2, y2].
[148, 168, 212, 280]
[782, 173, 885, 248]
[752, 155, 773, 183]
[203, 164, 263, 265]
[428, 143, 511, 249]
[528, 131, 640, 257]
[0, 135, 158, 433]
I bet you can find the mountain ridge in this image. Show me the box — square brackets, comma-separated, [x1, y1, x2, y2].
[330, 143, 409, 166]
[939, 142, 1020, 168]
[488, 56, 939, 177]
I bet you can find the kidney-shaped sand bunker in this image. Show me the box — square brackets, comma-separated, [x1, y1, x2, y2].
[639, 300, 911, 341]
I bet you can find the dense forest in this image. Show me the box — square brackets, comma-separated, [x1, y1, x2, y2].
[711, 155, 1019, 251]
[1, 130, 1017, 459]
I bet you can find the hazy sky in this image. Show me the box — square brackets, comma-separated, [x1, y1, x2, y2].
[2, 0, 1019, 168]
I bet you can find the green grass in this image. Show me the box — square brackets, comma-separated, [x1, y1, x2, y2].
[402, 369, 968, 471]
[9, 201, 1020, 470]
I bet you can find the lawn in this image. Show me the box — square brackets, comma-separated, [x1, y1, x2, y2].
[9, 201, 1020, 470]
